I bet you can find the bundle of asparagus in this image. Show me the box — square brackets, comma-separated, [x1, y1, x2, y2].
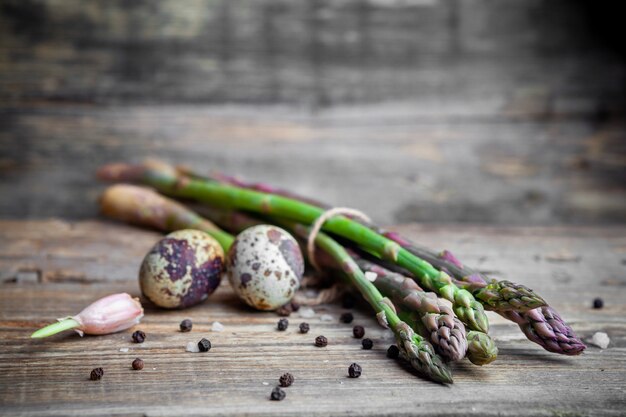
[97, 161, 586, 383]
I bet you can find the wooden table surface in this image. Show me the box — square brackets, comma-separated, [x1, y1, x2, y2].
[1, 220, 625, 416]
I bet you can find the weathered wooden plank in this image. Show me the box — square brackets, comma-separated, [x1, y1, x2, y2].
[1, 220, 625, 416]
[1, 105, 625, 224]
[0, 0, 624, 109]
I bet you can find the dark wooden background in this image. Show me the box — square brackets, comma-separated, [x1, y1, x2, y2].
[1, 0, 625, 225]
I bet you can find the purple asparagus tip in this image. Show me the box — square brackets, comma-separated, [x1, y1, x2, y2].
[464, 273, 488, 288]
[384, 232, 412, 247]
[439, 250, 464, 269]
[502, 306, 586, 355]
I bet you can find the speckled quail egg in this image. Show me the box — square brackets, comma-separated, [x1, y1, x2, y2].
[227, 225, 304, 311]
[139, 229, 225, 309]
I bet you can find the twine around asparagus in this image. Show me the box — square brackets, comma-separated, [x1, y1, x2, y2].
[306, 207, 372, 273]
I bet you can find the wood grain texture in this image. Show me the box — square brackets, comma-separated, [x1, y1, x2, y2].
[1, 0, 625, 224]
[1, 104, 626, 225]
[1, 220, 625, 416]
[1, 0, 624, 109]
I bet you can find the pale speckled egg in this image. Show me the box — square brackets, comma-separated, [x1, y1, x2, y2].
[139, 229, 225, 309]
[227, 225, 304, 311]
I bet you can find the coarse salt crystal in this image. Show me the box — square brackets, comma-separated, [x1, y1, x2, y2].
[364, 271, 377, 282]
[590, 332, 610, 349]
[320, 314, 333, 322]
[186, 342, 200, 353]
[119, 348, 129, 353]
[212, 321, 224, 332]
[298, 307, 316, 318]
[262, 382, 269, 386]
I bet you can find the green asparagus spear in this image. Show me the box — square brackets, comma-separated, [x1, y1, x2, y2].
[299, 226, 454, 383]
[466, 330, 499, 365]
[97, 161, 489, 333]
[382, 236, 546, 312]
[353, 257, 468, 362]
[198, 168, 546, 314]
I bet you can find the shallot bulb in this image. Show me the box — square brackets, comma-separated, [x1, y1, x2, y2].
[31, 293, 144, 338]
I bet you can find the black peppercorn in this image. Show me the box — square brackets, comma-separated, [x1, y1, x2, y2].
[299, 322, 310, 334]
[348, 363, 362, 378]
[362, 338, 373, 350]
[593, 298, 604, 309]
[132, 358, 144, 370]
[180, 319, 193, 332]
[315, 335, 328, 347]
[279, 372, 294, 387]
[270, 386, 286, 401]
[198, 338, 211, 352]
[90, 367, 104, 381]
[277, 318, 289, 331]
[132, 330, 146, 343]
[352, 325, 365, 339]
[290, 301, 300, 312]
[387, 345, 400, 359]
[276, 305, 292, 317]
[340, 312, 354, 324]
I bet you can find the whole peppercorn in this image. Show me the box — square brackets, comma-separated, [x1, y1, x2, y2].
[352, 325, 365, 339]
[90, 367, 104, 381]
[340, 312, 354, 324]
[278, 372, 294, 387]
[276, 305, 292, 317]
[593, 298, 604, 309]
[132, 358, 144, 370]
[198, 338, 212, 352]
[277, 318, 289, 331]
[180, 319, 193, 332]
[299, 322, 310, 334]
[387, 345, 400, 359]
[132, 330, 146, 343]
[315, 335, 328, 347]
[362, 338, 373, 350]
[290, 301, 300, 312]
[348, 363, 362, 378]
[270, 386, 286, 401]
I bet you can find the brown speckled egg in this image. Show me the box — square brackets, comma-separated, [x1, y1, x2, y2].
[227, 225, 304, 311]
[139, 229, 224, 309]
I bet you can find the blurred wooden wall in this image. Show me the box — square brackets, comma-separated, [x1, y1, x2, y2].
[1, 0, 625, 225]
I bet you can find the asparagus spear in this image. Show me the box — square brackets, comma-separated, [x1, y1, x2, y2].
[356, 257, 469, 362]
[167, 165, 585, 355]
[197, 168, 547, 314]
[99, 184, 234, 250]
[97, 161, 490, 333]
[287, 224, 453, 383]
[382, 234, 546, 312]
[466, 330, 499, 365]
[499, 306, 586, 355]
[356, 257, 498, 365]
